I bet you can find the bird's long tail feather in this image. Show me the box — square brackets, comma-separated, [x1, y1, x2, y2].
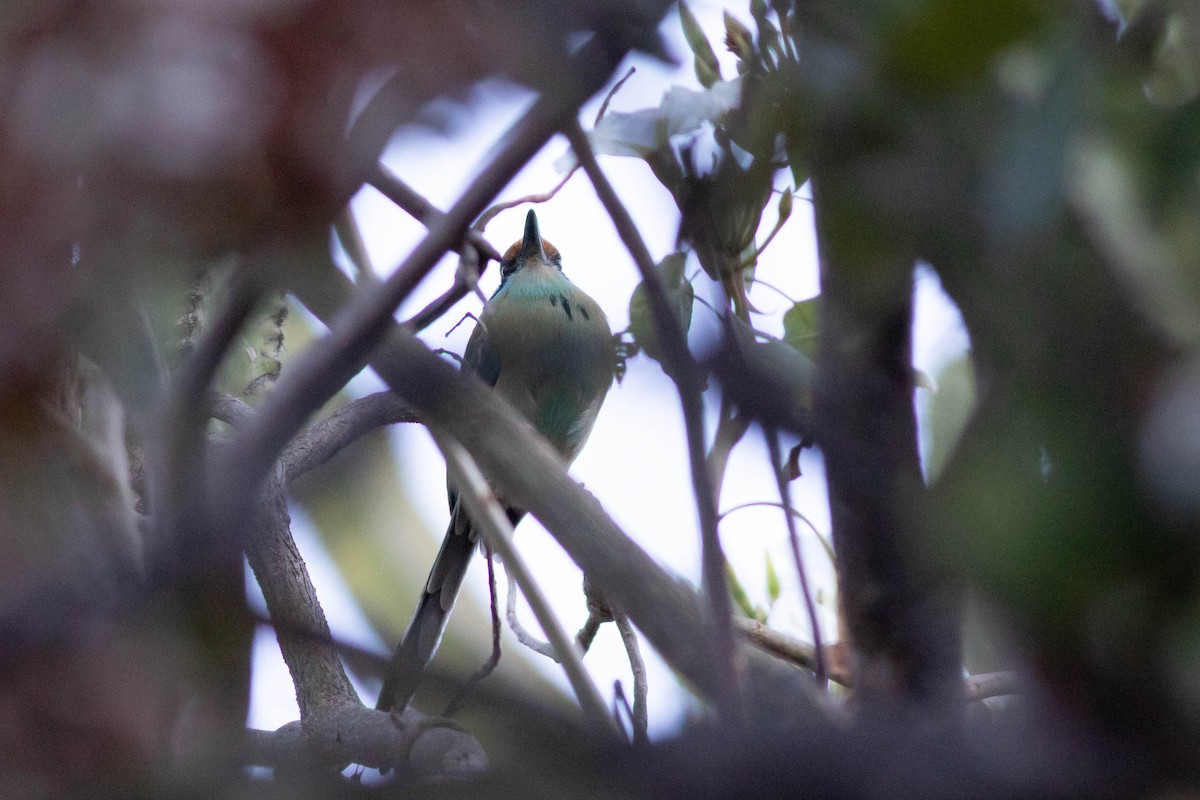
[375, 519, 476, 712]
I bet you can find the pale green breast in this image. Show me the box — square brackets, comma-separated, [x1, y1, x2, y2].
[470, 265, 614, 462]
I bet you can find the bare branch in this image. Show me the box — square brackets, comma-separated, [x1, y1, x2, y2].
[244, 704, 486, 779]
[282, 391, 418, 483]
[735, 617, 851, 686]
[369, 164, 502, 264]
[210, 392, 256, 429]
[613, 609, 647, 746]
[243, 466, 358, 716]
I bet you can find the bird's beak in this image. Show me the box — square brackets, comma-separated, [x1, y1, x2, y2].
[520, 209, 549, 262]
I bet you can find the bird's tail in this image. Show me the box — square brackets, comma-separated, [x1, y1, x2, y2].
[375, 517, 476, 712]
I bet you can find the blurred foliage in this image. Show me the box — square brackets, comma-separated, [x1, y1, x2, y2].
[627, 252, 694, 369]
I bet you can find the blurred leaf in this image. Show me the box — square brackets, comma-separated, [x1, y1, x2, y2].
[726, 562, 762, 622]
[765, 553, 781, 605]
[882, 0, 1043, 93]
[785, 135, 810, 190]
[680, 2, 722, 88]
[628, 252, 694, 367]
[724, 11, 755, 62]
[712, 316, 814, 435]
[782, 296, 819, 361]
[924, 353, 976, 483]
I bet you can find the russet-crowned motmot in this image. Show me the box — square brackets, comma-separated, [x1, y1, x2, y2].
[377, 209, 614, 712]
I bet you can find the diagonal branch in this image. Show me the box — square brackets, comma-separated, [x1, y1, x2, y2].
[564, 120, 740, 719]
[282, 391, 418, 483]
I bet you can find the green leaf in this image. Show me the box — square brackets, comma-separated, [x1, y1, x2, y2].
[765, 553, 781, 604]
[726, 562, 759, 620]
[722, 315, 815, 433]
[680, 2, 721, 88]
[628, 252, 695, 367]
[785, 136, 809, 189]
[755, 12, 780, 61]
[782, 296, 819, 361]
[694, 55, 722, 89]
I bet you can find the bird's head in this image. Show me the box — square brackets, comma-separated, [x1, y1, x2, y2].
[499, 209, 561, 284]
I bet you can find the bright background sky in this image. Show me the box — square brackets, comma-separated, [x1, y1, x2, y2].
[246, 1, 971, 741]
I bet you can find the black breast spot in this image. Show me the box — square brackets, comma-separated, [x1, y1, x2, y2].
[548, 296, 558, 307]
[560, 296, 573, 320]
[577, 304, 590, 321]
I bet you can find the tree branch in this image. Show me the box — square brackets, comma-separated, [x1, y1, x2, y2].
[564, 119, 741, 720]
[243, 465, 358, 717]
[810, 171, 961, 711]
[244, 705, 486, 779]
[282, 391, 418, 483]
[369, 164, 502, 264]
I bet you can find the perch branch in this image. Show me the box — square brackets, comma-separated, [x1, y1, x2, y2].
[282, 391, 418, 482]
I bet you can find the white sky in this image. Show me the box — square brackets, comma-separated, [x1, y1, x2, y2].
[247, 1, 971, 742]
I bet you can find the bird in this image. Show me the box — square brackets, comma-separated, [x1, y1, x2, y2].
[376, 209, 615, 713]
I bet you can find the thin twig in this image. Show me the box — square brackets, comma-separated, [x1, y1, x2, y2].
[594, 66, 637, 125]
[334, 207, 377, 280]
[765, 427, 826, 686]
[505, 568, 559, 660]
[576, 610, 606, 653]
[369, 163, 503, 264]
[565, 119, 741, 719]
[443, 546, 503, 717]
[434, 432, 617, 737]
[719, 501, 836, 565]
[474, 166, 579, 232]
[612, 609, 647, 745]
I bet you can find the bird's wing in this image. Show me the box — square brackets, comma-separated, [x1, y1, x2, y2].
[463, 317, 501, 388]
